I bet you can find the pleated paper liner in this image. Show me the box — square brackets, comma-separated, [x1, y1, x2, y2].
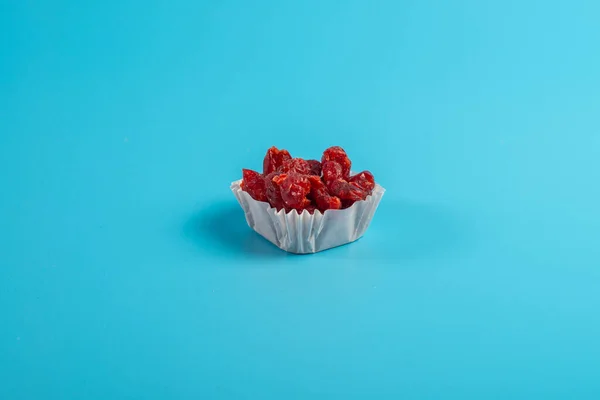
[231, 179, 385, 254]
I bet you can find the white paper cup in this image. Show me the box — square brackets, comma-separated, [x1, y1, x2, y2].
[231, 178, 385, 254]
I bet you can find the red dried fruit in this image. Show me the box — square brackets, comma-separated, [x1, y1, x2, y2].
[321, 146, 351, 179]
[320, 197, 342, 211]
[350, 181, 369, 200]
[328, 178, 366, 201]
[307, 159, 322, 176]
[308, 176, 342, 212]
[321, 161, 343, 184]
[280, 173, 311, 211]
[243, 145, 375, 213]
[241, 169, 267, 202]
[349, 171, 375, 194]
[265, 172, 286, 211]
[263, 146, 292, 175]
[307, 175, 324, 189]
[279, 158, 311, 175]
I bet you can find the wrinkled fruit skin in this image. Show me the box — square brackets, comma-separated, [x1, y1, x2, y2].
[241, 169, 267, 202]
[265, 172, 285, 211]
[321, 161, 344, 184]
[263, 146, 292, 175]
[241, 146, 376, 213]
[328, 179, 366, 202]
[279, 158, 311, 175]
[308, 176, 342, 212]
[280, 173, 311, 211]
[322, 146, 351, 179]
[349, 171, 375, 194]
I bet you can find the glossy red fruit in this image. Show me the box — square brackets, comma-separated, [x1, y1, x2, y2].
[280, 173, 311, 211]
[321, 161, 343, 183]
[245, 145, 376, 213]
[321, 146, 351, 179]
[307, 159, 322, 176]
[308, 176, 342, 212]
[349, 171, 375, 194]
[263, 146, 292, 175]
[328, 178, 365, 201]
[279, 158, 311, 175]
[241, 169, 267, 202]
[265, 172, 286, 211]
[350, 181, 369, 200]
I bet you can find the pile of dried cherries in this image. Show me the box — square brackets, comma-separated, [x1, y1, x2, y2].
[241, 146, 376, 214]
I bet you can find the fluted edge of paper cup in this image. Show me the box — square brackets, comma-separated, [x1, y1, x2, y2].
[230, 179, 385, 254]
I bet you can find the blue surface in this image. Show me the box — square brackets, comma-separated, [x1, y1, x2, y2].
[1, 1, 600, 398]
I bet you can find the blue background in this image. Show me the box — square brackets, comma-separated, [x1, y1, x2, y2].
[1, 0, 600, 398]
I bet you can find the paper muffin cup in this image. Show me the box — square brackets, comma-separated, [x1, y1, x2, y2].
[231, 178, 385, 254]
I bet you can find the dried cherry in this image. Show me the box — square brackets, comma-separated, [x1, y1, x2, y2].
[263, 146, 292, 175]
[308, 176, 342, 212]
[349, 171, 375, 194]
[241, 169, 267, 202]
[265, 172, 285, 211]
[280, 173, 311, 211]
[279, 158, 311, 175]
[321, 161, 343, 183]
[241, 146, 376, 213]
[321, 146, 351, 179]
[328, 179, 366, 201]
